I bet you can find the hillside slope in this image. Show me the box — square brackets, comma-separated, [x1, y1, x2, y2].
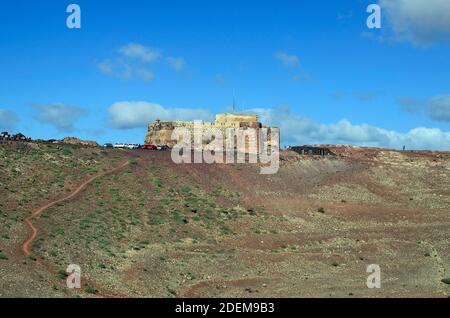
[0, 143, 449, 297]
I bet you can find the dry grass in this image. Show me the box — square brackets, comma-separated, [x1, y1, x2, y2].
[1, 143, 449, 297]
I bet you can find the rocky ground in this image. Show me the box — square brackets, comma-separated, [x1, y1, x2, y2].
[0, 142, 449, 297]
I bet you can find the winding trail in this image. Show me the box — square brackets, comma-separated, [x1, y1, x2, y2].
[22, 160, 130, 256]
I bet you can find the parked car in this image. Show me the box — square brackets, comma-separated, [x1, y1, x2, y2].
[139, 144, 157, 150]
[113, 143, 126, 148]
[126, 144, 139, 149]
[103, 143, 113, 148]
[156, 145, 169, 150]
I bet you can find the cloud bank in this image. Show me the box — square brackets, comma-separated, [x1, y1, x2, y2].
[247, 106, 450, 150]
[0, 109, 18, 130]
[33, 104, 85, 132]
[98, 43, 186, 81]
[379, 0, 450, 45]
[274, 52, 300, 68]
[397, 94, 450, 122]
[428, 95, 450, 122]
[118, 43, 161, 63]
[166, 57, 186, 72]
[106, 101, 450, 150]
[97, 59, 133, 80]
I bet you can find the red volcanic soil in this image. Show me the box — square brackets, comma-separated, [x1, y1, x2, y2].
[1, 143, 449, 297]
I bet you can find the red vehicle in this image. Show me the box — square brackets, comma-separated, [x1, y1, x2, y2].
[139, 144, 157, 150]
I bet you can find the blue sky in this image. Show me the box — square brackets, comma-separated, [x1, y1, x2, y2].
[1, 0, 450, 149]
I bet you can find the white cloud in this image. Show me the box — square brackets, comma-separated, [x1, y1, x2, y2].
[428, 95, 450, 121]
[98, 43, 187, 82]
[119, 43, 161, 63]
[247, 106, 450, 150]
[0, 109, 18, 130]
[397, 94, 450, 122]
[107, 101, 213, 129]
[135, 68, 155, 81]
[379, 0, 450, 45]
[97, 60, 155, 82]
[292, 70, 310, 82]
[97, 59, 132, 80]
[97, 60, 114, 75]
[167, 57, 186, 72]
[275, 52, 300, 68]
[34, 104, 85, 132]
[106, 100, 450, 150]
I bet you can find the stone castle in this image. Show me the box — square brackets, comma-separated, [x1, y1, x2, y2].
[145, 113, 278, 153]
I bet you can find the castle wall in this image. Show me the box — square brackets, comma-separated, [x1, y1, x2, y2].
[144, 113, 278, 154]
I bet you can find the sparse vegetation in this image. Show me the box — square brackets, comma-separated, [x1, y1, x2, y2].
[84, 287, 97, 294]
[1, 142, 450, 298]
[57, 269, 67, 280]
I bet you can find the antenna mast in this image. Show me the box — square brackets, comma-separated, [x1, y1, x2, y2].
[232, 88, 236, 113]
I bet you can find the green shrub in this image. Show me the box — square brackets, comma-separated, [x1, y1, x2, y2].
[148, 215, 165, 225]
[153, 178, 163, 188]
[1, 233, 10, 239]
[441, 278, 450, 285]
[0, 251, 8, 260]
[84, 287, 97, 294]
[62, 147, 73, 156]
[57, 269, 67, 280]
[180, 185, 191, 193]
[167, 287, 177, 297]
[220, 224, 231, 235]
[173, 213, 188, 224]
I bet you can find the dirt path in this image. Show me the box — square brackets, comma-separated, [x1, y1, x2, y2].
[22, 160, 130, 256]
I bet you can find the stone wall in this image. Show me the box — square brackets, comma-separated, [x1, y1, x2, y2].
[144, 113, 278, 154]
